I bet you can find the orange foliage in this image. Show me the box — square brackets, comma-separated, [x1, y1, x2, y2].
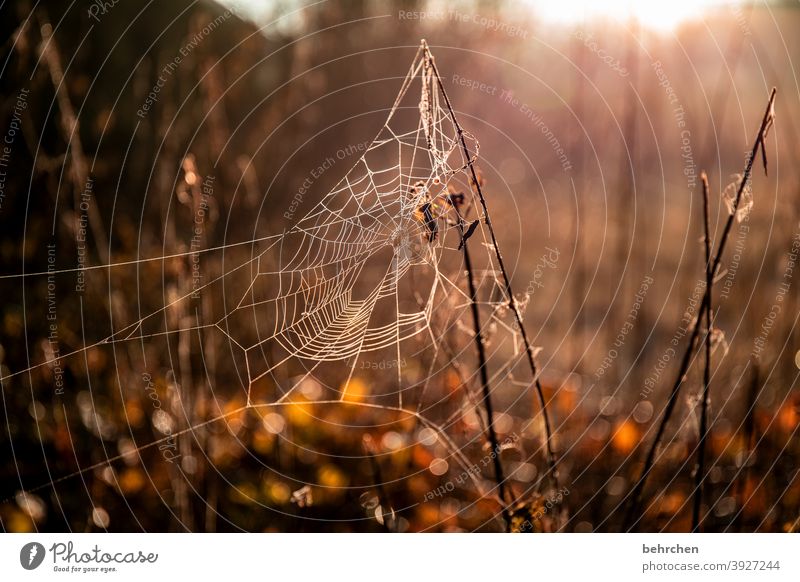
[612, 420, 640, 454]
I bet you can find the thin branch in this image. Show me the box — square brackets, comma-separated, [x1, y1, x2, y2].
[450, 198, 512, 531]
[624, 87, 777, 530]
[423, 42, 559, 494]
[38, 13, 109, 264]
[692, 172, 713, 532]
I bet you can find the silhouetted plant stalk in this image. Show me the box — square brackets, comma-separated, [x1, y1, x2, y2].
[625, 88, 776, 530]
[732, 360, 760, 531]
[692, 172, 713, 532]
[38, 12, 110, 265]
[451, 199, 512, 531]
[424, 42, 559, 499]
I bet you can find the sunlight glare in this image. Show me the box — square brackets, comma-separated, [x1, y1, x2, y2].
[528, 0, 734, 31]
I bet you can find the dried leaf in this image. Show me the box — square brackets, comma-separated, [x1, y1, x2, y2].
[721, 174, 753, 223]
[710, 326, 729, 357]
[458, 219, 480, 250]
[760, 98, 776, 176]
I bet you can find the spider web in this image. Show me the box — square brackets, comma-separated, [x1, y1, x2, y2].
[218, 43, 490, 408]
[1, 42, 541, 513]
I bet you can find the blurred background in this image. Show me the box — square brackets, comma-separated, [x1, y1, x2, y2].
[0, 0, 798, 532]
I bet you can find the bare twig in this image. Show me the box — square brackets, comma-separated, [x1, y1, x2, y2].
[692, 172, 713, 532]
[451, 198, 512, 531]
[625, 87, 776, 530]
[423, 42, 559, 494]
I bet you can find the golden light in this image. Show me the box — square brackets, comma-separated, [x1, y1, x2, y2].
[528, 0, 734, 32]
